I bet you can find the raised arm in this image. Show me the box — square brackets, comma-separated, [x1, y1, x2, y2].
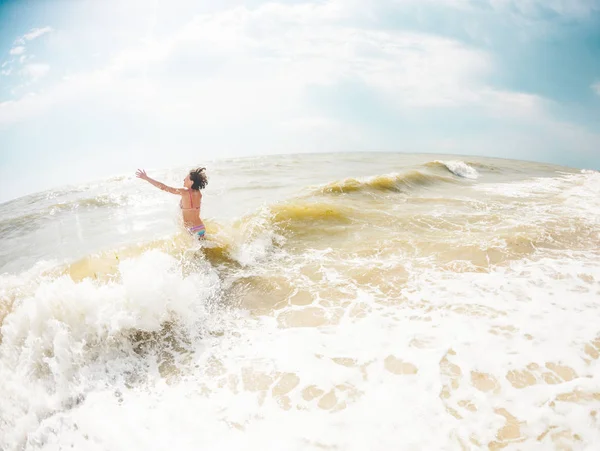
[135, 169, 184, 195]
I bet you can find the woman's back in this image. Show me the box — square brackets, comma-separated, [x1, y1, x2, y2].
[180, 189, 203, 227]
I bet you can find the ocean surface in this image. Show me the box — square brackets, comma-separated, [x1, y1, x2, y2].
[1, 152, 599, 450]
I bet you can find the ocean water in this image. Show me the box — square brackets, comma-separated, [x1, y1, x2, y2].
[1, 152, 599, 450]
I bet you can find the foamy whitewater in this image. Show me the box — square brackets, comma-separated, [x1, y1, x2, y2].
[1, 152, 599, 450]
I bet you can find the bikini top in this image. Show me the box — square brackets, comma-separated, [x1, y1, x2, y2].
[180, 190, 200, 210]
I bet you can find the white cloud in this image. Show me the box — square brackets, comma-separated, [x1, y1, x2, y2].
[9, 46, 26, 56]
[2, 26, 52, 83]
[1, 60, 14, 78]
[280, 116, 341, 131]
[592, 81, 600, 96]
[0, 3, 537, 119]
[369, 0, 599, 20]
[489, 0, 600, 19]
[21, 63, 50, 81]
[0, 0, 594, 161]
[18, 26, 53, 43]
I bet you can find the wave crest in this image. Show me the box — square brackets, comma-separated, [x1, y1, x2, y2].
[319, 170, 456, 195]
[428, 160, 479, 179]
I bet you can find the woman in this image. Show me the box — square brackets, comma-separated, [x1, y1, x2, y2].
[135, 167, 208, 239]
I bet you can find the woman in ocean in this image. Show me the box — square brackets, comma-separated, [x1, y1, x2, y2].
[135, 167, 208, 239]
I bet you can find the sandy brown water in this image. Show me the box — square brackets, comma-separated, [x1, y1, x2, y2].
[1, 152, 599, 450]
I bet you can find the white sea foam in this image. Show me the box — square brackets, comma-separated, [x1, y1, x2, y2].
[473, 171, 600, 233]
[436, 160, 479, 179]
[0, 250, 221, 450]
[226, 207, 285, 267]
[474, 169, 599, 199]
[10, 248, 600, 450]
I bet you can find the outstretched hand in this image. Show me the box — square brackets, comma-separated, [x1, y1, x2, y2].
[135, 169, 148, 180]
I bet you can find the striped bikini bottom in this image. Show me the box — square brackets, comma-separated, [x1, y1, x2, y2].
[188, 224, 206, 238]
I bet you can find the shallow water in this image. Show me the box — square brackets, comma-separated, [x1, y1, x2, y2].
[1, 152, 599, 450]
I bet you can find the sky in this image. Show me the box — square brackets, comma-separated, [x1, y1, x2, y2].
[0, 0, 599, 202]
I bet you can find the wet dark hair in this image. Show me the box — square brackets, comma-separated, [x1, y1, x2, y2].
[189, 167, 208, 190]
